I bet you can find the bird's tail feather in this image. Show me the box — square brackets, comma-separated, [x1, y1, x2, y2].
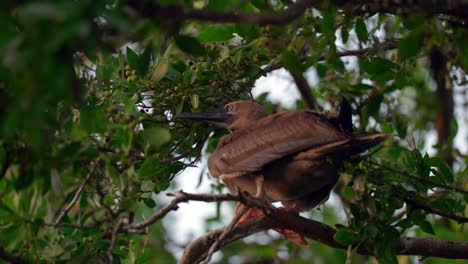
[293, 133, 391, 161]
[348, 133, 392, 156]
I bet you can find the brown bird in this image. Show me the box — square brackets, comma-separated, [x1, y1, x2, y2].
[179, 99, 389, 244]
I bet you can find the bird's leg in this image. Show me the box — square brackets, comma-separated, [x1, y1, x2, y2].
[253, 174, 277, 214]
[232, 178, 308, 247]
[233, 175, 272, 225]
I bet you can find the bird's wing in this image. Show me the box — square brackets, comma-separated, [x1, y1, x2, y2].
[208, 111, 347, 177]
[293, 132, 390, 161]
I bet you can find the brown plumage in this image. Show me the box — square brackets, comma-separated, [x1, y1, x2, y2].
[179, 100, 390, 211]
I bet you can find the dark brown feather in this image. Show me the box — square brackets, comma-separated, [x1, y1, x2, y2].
[208, 111, 347, 178]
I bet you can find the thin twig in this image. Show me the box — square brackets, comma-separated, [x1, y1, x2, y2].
[107, 219, 127, 264]
[265, 39, 399, 73]
[200, 206, 250, 264]
[53, 165, 96, 227]
[366, 160, 468, 194]
[127, 191, 188, 231]
[394, 194, 468, 223]
[126, 191, 272, 233]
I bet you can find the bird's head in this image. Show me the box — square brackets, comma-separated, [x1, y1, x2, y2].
[178, 100, 267, 132]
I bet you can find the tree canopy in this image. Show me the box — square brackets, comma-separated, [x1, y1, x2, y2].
[0, 0, 467, 263]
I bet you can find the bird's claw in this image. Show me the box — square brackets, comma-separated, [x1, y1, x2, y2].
[238, 190, 277, 215]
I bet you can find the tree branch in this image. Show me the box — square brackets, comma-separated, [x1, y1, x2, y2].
[367, 160, 468, 194]
[340, 0, 468, 23]
[264, 39, 399, 73]
[127, 191, 235, 231]
[291, 72, 316, 110]
[200, 206, 249, 264]
[122, 190, 468, 263]
[179, 209, 468, 263]
[393, 192, 468, 223]
[430, 48, 454, 166]
[53, 165, 96, 227]
[107, 219, 127, 264]
[124, 0, 313, 25]
[125, 1, 468, 26]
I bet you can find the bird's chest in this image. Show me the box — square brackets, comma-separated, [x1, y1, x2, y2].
[213, 156, 340, 202]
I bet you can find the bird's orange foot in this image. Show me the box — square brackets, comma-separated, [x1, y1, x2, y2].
[273, 207, 308, 246]
[233, 203, 308, 247]
[234, 203, 265, 224]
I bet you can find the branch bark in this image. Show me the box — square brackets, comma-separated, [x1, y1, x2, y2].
[291, 72, 316, 110]
[179, 209, 468, 263]
[264, 39, 399, 73]
[53, 165, 96, 227]
[124, 0, 314, 26]
[430, 48, 454, 167]
[340, 0, 468, 22]
[122, 190, 468, 263]
[124, 0, 468, 26]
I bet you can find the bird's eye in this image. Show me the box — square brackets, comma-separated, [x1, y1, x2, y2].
[225, 105, 234, 112]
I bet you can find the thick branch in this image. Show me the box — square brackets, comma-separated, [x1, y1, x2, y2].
[125, 191, 468, 263]
[125, 1, 468, 26]
[179, 210, 468, 263]
[430, 49, 454, 167]
[124, 0, 313, 25]
[340, 0, 468, 22]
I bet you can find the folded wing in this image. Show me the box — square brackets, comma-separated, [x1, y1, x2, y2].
[208, 111, 348, 178]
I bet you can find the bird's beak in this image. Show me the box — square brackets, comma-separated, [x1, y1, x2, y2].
[177, 109, 234, 127]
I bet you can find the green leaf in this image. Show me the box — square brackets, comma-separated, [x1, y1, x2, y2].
[197, 25, 235, 42]
[206, 0, 236, 11]
[138, 156, 158, 180]
[398, 28, 424, 59]
[420, 220, 435, 235]
[360, 57, 396, 76]
[151, 59, 169, 81]
[355, 18, 368, 43]
[281, 50, 303, 75]
[143, 198, 156, 208]
[175, 35, 206, 56]
[396, 218, 413, 229]
[334, 227, 355, 245]
[80, 107, 107, 133]
[138, 45, 152, 76]
[136, 250, 152, 264]
[191, 94, 200, 109]
[251, 0, 269, 10]
[393, 114, 407, 139]
[140, 127, 171, 147]
[427, 157, 453, 183]
[126, 47, 140, 72]
[321, 11, 335, 34]
[235, 25, 260, 41]
[365, 94, 383, 118]
[410, 210, 435, 235]
[352, 83, 374, 91]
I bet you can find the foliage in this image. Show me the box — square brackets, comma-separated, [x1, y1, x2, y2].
[0, 0, 467, 263]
